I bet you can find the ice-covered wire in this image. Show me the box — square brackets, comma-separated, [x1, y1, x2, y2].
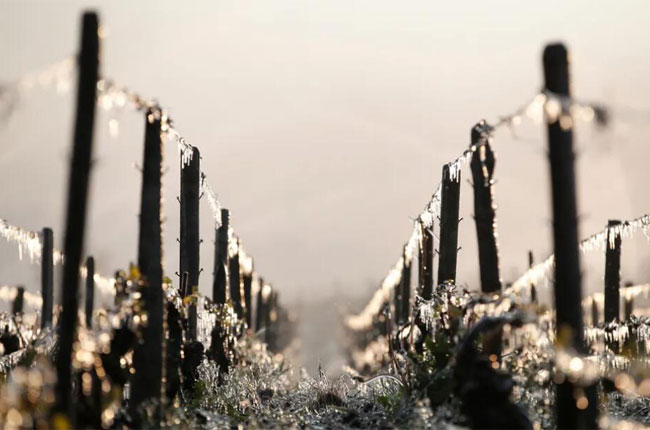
[509, 212, 650, 298]
[96, 79, 224, 228]
[347, 92, 608, 332]
[0, 57, 76, 123]
[0, 219, 116, 302]
[0, 219, 64, 265]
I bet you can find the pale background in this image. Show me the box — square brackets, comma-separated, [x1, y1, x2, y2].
[1, 0, 650, 372]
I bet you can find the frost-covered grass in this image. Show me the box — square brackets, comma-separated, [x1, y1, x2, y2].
[4, 277, 650, 429]
[183, 337, 438, 428]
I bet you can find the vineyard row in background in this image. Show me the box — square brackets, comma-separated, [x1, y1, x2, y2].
[0, 12, 295, 428]
[343, 37, 650, 429]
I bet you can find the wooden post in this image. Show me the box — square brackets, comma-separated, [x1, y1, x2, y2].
[41, 227, 54, 329]
[213, 209, 229, 304]
[165, 299, 183, 400]
[180, 147, 200, 298]
[180, 147, 200, 344]
[264, 288, 273, 344]
[415, 222, 434, 352]
[470, 122, 501, 293]
[624, 295, 633, 320]
[604, 220, 622, 324]
[130, 109, 164, 419]
[54, 12, 99, 421]
[209, 322, 229, 382]
[393, 275, 402, 326]
[229, 240, 243, 318]
[12, 286, 24, 315]
[623, 283, 637, 356]
[180, 271, 190, 298]
[544, 43, 596, 429]
[243, 271, 253, 328]
[420, 221, 434, 300]
[529, 251, 537, 304]
[265, 289, 277, 349]
[181, 271, 197, 340]
[255, 277, 265, 332]
[604, 220, 622, 353]
[85, 256, 94, 328]
[399, 246, 411, 325]
[623, 282, 644, 356]
[437, 164, 461, 285]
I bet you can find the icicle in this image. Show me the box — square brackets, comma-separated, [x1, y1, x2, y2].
[447, 149, 473, 182]
[510, 212, 650, 303]
[201, 174, 223, 228]
[507, 255, 555, 298]
[0, 219, 45, 263]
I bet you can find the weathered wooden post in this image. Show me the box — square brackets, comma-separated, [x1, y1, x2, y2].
[12, 286, 24, 315]
[544, 43, 596, 429]
[180, 147, 200, 342]
[130, 109, 165, 419]
[623, 283, 637, 356]
[85, 256, 94, 328]
[229, 238, 243, 318]
[265, 289, 277, 349]
[165, 295, 183, 401]
[181, 271, 198, 340]
[243, 270, 253, 328]
[393, 275, 402, 326]
[209, 209, 229, 375]
[470, 121, 501, 293]
[437, 164, 461, 285]
[529, 251, 537, 304]
[213, 209, 229, 304]
[420, 221, 434, 300]
[415, 222, 434, 352]
[41, 227, 54, 329]
[179, 148, 200, 294]
[399, 246, 411, 325]
[181, 271, 204, 392]
[209, 321, 229, 383]
[53, 12, 99, 422]
[604, 220, 622, 324]
[255, 277, 266, 332]
[604, 220, 622, 353]
[591, 298, 599, 326]
[604, 220, 621, 354]
[180, 271, 190, 298]
[624, 295, 634, 320]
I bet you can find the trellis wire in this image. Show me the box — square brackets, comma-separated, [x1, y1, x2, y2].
[0, 219, 116, 300]
[509, 212, 650, 299]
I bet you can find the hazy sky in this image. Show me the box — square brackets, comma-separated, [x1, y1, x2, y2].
[2, 1, 650, 313]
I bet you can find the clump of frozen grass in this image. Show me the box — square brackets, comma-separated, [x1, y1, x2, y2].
[184, 336, 433, 428]
[602, 392, 650, 427]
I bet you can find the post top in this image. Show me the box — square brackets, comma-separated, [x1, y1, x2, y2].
[81, 11, 99, 27]
[543, 43, 568, 64]
[543, 42, 570, 95]
[470, 120, 490, 146]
